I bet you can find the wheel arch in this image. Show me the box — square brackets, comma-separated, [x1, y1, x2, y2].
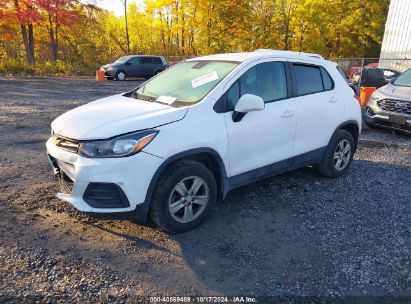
[135, 148, 228, 222]
[336, 120, 360, 152]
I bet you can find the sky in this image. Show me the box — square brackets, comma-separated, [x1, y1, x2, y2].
[83, 0, 140, 17]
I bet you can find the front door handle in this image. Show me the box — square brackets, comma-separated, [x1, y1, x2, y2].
[329, 96, 338, 103]
[281, 110, 294, 118]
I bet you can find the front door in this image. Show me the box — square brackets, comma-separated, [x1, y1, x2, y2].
[223, 60, 297, 179]
[125, 57, 143, 77]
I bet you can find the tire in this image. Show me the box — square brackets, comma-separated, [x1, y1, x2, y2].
[318, 129, 354, 178]
[149, 160, 217, 233]
[116, 70, 126, 81]
[364, 119, 376, 129]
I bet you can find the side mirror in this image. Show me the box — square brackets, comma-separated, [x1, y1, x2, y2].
[233, 94, 264, 122]
[124, 62, 131, 66]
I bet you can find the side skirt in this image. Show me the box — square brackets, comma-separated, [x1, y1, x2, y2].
[228, 147, 326, 191]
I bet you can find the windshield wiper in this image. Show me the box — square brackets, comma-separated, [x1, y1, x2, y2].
[135, 93, 156, 102]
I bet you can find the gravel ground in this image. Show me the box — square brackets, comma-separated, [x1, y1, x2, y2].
[0, 77, 410, 302]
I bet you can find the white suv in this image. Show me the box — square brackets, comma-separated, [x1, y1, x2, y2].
[46, 50, 361, 233]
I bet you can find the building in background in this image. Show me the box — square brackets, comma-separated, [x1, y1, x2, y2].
[379, 0, 411, 71]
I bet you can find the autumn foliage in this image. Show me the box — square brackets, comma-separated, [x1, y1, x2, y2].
[0, 0, 389, 76]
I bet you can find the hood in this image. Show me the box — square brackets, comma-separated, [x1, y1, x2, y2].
[100, 63, 111, 70]
[51, 94, 188, 140]
[378, 83, 411, 100]
[101, 63, 120, 70]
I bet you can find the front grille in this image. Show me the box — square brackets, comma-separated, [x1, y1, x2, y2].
[83, 183, 130, 208]
[53, 135, 79, 153]
[377, 99, 411, 115]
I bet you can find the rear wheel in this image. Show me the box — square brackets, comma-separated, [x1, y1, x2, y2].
[116, 71, 126, 81]
[318, 129, 354, 178]
[149, 160, 217, 233]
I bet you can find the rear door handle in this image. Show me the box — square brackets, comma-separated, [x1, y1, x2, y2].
[329, 97, 338, 103]
[281, 110, 294, 118]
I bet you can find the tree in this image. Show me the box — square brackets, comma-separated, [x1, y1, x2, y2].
[121, 0, 130, 54]
[0, 0, 391, 75]
[2, 0, 42, 64]
[37, 0, 81, 61]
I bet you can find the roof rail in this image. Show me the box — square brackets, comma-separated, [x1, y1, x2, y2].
[307, 54, 324, 59]
[254, 49, 324, 60]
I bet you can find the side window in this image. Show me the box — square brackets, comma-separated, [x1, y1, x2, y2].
[227, 61, 287, 111]
[320, 67, 334, 90]
[227, 82, 240, 110]
[152, 57, 163, 64]
[128, 57, 140, 65]
[294, 64, 323, 95]
[141, 57, 153, 64]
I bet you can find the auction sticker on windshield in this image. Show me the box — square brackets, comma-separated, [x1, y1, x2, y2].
[191, 71, 219, 88]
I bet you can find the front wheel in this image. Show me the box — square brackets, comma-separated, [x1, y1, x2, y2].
[318, 129, 354, 178]
[149, 160, 217, 233]
[116, 71, 126, 81]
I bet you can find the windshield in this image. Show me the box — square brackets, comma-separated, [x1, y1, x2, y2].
[114, 56, 131, 64]
[393, 69, 411, 87]
[135, 60, 239, 106]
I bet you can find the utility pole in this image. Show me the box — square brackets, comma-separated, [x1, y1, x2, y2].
[123, 0, 130, 54]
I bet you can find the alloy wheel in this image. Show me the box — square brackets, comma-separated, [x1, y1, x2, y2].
[168, 176, 209, 224]
[117, 72, 126, 81]
[333, 139, 351, 171]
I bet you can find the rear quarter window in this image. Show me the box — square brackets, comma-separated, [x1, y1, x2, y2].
[320, 67, 334, 90]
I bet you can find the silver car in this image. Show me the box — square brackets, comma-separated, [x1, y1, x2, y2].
[364, 68, 411, 135]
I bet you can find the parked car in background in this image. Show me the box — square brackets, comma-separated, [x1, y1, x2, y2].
[348, 67, 401, 96]
[101, 55, 169, 81]
[364, 68, 411, 134]
[47, 50, 361, 233]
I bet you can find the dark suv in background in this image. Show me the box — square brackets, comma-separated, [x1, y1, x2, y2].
[101, 55, 168, 81]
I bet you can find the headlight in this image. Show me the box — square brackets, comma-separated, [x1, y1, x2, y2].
[370, 91, 382, 101]
[78, 130, 158, 158]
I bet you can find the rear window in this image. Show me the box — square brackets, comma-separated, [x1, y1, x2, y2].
[153, 57, 163, 64]
[294, 64, 323, 95]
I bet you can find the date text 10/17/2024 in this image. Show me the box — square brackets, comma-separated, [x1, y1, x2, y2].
[149, 296, 257, 303]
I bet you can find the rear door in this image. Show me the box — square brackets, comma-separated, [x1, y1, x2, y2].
[140, 57, 154, 77]
[152, 57, 165, 75]
[291, 62, 340, 155]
